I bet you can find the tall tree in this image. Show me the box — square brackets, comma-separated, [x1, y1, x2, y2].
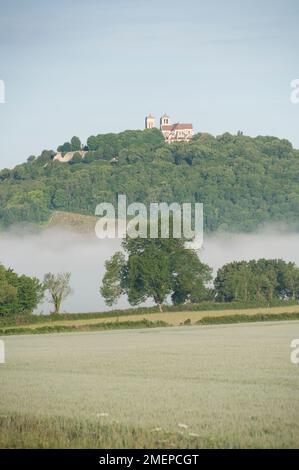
[282, 264, 299, 300]
[44, 272, 72, 314]
[70, 136, 81, 152]
[100, 234, 211, 312]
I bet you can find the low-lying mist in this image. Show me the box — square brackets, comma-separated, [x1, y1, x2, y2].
[1, 227, 299, 313]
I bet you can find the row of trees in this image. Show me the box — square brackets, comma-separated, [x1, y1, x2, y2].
[2, 242, 299, 317]
[0, 267, 72, 317]
[57, 136, 82, 153]
[100, 236, 299, 310]
[0, 129, 299, 231]
[215, 259, 299, 302]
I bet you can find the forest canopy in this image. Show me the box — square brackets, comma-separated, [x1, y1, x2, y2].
[0, 129, 298, 232]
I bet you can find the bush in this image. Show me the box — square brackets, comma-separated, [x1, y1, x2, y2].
[0, 319, 169, 336]
[0, 264, 44, 317]
[197, 312, 299, 325]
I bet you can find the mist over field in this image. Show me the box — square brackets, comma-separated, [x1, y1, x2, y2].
[1, 227, 299, 313]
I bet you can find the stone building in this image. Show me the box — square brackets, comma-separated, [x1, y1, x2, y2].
[145, 113, 194, 143]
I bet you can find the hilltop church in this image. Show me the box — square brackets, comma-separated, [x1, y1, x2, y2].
[145, 113, 194, 143]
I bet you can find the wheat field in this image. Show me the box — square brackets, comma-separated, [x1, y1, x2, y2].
[0, 321, 299, 448]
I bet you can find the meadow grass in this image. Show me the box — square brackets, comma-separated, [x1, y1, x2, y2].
[0, 312, 299, 336]
[0, 319, 169, 336]
[0, 322, 299, 448]
[0, 412, 297, 449]
[0, 299, 296, 327]
[1, 303, 299, 333]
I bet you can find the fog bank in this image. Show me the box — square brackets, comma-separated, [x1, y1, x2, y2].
[1, 228, 299, 313]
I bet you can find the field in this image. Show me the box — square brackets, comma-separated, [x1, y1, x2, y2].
[0, 321, 299, 448]
[2, 303, 299, 331]
[47, 210, 98, 234]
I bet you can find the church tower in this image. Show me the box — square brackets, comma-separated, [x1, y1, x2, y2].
[145, 114, 155, 129]
[160, 113, 170, 127]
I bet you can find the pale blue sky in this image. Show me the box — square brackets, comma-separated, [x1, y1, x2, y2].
[0, 0, 298, 168]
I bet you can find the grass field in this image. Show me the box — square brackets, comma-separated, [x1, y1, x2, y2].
[0, 321, 299, 448]
[2, 304, 299, 331]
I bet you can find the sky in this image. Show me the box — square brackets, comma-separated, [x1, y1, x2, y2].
[0, 0, 298, 168]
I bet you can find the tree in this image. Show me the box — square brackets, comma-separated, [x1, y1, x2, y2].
[1, 129, 299, 232]
[1, 190, 50, 226]
[281, 263, 299, 300]
[0, 264, 44, 316]
[0, 268, 18, 316]
[57, 142, 72, 153]
[44, 272, 72, 314]
[171, 248, 212, 304]
[100, 252, 126, 306]
[100, 233, 212, 312]
[0, 168, 11, 181]
[124, 241, 172, 311]
[71, 136, 81, 152]
[14, 274, 45, 313]
[214, 259, 299, 303]
[82, 152, 96, 164]
[70, 152, 82, 164]
[87, 135, 98, 151]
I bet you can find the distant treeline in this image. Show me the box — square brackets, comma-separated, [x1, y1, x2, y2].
[1, 129, 299, 232]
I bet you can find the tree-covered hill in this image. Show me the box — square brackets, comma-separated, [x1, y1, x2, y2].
[0, 128, 299, 232]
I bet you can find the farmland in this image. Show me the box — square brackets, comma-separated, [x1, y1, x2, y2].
[2, 303, 299, 332]
[0, 321, 299, 448]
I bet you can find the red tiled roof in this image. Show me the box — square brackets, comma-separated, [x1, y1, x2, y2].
[161, 123, 193, 131]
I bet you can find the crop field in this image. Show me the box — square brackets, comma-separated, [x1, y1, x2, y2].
[0, 321, 299, 448]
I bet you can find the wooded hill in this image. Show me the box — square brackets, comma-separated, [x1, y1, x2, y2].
[1, 129, 298, 232]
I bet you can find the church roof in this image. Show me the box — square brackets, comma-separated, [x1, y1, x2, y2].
[161, 123, 193, 131]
